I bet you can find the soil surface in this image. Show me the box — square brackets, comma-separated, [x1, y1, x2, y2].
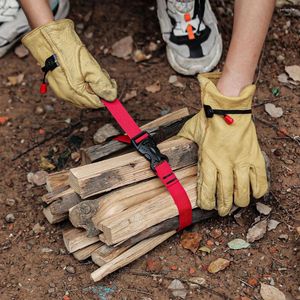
[0, 1, 299, 299]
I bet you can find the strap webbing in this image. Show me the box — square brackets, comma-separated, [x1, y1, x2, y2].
[101, 98, 192, 231]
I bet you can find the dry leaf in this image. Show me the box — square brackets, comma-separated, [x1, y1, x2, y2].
[132, 49, 151, 62]
[260, 283, 286, 300]
[285, 65, 300, 82]
[7, 73, 24, 86]
[180, 232, 202, 253]
[40, 156, 56, 171]
[123, 90, 137, 102]
[246, 220, 267, 243]
[208, 258, 230, 273]
[256, 202, 272, 215]
[146, 81, 161, 93]
[111, 36, 133, 59]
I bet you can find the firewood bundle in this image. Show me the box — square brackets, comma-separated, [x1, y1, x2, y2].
[41, 108, 216, 282]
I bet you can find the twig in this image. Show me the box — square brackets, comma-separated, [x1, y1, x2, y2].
[129, 270, 232, 300]
[255, 116, 300, 146]
[11, 120, 81, 161]
[253, 95, 292, 107]
[120, 288, 152, 296]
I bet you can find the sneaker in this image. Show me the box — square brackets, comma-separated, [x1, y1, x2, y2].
[0, 0, 70, 58]
[157, 0, 222, 75]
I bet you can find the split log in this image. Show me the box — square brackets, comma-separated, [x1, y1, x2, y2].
[62, 228, 99, 253]
[45, 170, 69, 192]
[69, 138, 198, 199]
[48, 192, 81, 215]
[42, 187, 74, 205]
[91, 243, 130, 267]
[92, 207, 216, 265]
[97, 176, 197, 245]
[73, 242, 104, 261]
[43, 207, 68, 224]
[90, 231, 175, 282]
[81, 108, 190, 163]
[69, 166, 197, 236]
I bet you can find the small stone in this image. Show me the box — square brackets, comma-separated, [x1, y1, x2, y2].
[209, 229, 222, 239]
[147, 41, 158, 52]
[168, 75, 185, 88]
[5, 198, 16, 207]
[246, 220, 267, 243]
[5, 213, 15, 223]
[33, 223, 45, 234]
[256, 202, 272, 215]
[14, 44, 29, 58]
[27, 170, 48, 186]
[284, 159, 294, 165]
[265, 103, 283, 118]
[260, 283, 286, 300]
[207, 258, 230, 273]
[168, 279, 187, 299]
[35, 106, 44, 115]
[45, 104, 54, 112]
[268, 220, 280, 231]
[278, 234, 288, 241]
[93, 124, 119, 144]
[65, 265, 76, 274]
[71, 152, 81, 163]
[41, 247, 53, 253]
[111, 36, 134, 59]
[276, 54, 285, 63]
[48, 288, 55, 294]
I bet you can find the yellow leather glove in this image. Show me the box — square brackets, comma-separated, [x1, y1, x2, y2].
[22, 19, 117, 108]
[179, 72, 268, 216]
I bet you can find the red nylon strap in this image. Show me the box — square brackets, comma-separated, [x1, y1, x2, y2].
[101, 98, 192, 230]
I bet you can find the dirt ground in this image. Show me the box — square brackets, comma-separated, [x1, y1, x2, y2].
[0, 0, 299, 299]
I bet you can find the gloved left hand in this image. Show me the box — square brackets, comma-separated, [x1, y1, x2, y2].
[22, 19, 117, 108]
[178, 72, 268, 216]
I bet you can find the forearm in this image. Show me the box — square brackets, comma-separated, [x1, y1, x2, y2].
[20, 0, 53, 29]
[218, 0, 275, 96]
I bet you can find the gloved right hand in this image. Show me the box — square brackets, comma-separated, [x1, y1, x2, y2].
[22, 19, 117, 109]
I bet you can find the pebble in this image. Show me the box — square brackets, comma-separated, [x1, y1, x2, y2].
[48, 288, 55, 294]
[5, 213, 15, 223]
[41, 247, 53, 253]
[65, 265, 76, 274]
[33, 223, 45, 234]
[284, 159, 294, 165]
[14, 44, 29, 58]
[5, 198, 16, 207]
[35, 106, 44, 115]
[276, 54, 285, 63]
[168, 279, 187, 299]
[27, 170, 48, 186]
[278, 234, 288, 241]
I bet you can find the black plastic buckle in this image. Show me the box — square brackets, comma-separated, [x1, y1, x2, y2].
[204, 105, 214, 118]
[42, 54, 59, 73]
[131, 131, 168, 172]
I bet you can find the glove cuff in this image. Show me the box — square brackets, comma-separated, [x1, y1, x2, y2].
[197, 72, 256, 110]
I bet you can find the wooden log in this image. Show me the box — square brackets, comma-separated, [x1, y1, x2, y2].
[62, 228, 99, 253]
[45, 170, 70, 192]
[91, 244, 130, 267]
[69, 138, 198, 199]
[49, 192, 81, 215]
[81, 108, 190, 163]
[69, 166, 196, 236]
[90, 231, 175, 282]
[92, 207, 216, 266]
[90, 166, 197, 233]
[42, 187, 74, 205]
[73, 242, 104, 261]
[98, 176, 197, 245]
[43, 207, 68, 224]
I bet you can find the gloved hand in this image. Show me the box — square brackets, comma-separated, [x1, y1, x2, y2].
[22, 19, 117, 108]
[179, 72, 268, 216]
